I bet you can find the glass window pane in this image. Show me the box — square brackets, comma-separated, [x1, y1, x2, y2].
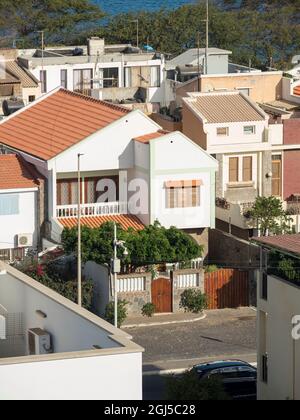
[0, 194, 19, 216]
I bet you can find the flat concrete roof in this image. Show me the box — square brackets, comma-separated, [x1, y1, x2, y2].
[0, 262, 143, 366]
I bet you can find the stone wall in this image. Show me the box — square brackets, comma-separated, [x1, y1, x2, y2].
[172, 269, 205, 313]
[117, 272, 152, 316]
[208, 228, 260, 269]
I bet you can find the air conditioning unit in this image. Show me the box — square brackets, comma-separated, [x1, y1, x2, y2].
[17, 233, 33, 248]
[0, 315, 6, 340]
[28, 328, 52, 355]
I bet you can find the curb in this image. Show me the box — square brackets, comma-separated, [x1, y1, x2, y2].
[122, 312, 207, 329]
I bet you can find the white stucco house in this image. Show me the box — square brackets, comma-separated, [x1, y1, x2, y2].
[182, 90, 287, 239]
[254, 234, 300, 401]
[0, 154, 45, 258]
[17, 37, 167, 110]
[0, 87, 217, 255]
[0, 262, 143, 400]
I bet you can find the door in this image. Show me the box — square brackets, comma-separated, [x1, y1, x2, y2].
[272, 156, 282, 197]
[151, 277, 173, 313]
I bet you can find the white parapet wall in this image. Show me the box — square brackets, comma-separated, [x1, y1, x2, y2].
[0, 263, 143, 400]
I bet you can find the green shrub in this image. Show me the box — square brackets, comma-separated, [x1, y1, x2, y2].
[180, 289, 207, 314]
[165, 370, 230, 400]
[105, 300, 129, 328]
[205, 265, 218, 274]
[142, 303, 156, 317]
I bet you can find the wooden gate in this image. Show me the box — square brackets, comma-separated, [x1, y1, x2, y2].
[205, 269, 249, 310]
[151, 277, 173, 313]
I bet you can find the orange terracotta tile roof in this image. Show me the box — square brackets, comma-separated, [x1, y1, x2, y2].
[0, 89, 130, 161]
[134, 130, 170, 144]
[58, 214, 145, 231]
[0, 154, 42, 190]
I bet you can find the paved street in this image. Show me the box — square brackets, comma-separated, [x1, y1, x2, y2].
[126, 308, 257, 370]
[128, 308, 257, 400]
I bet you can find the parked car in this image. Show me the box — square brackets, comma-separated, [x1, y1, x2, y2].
[192, 360, 257, 400]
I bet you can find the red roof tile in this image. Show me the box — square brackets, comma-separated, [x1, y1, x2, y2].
[0, 89, 130, 161]
[58, 214, 145, 231]
[134, 130, 169, 144]
[253, 234, 300, 257]
[0, 154, 42, 190]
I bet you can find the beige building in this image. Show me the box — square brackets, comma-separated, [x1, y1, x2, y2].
[175, 71, 283, 108]
[0, 49, 41, 113]
[254, 234, 300, 400]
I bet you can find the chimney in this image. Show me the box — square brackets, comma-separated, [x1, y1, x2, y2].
[87, 37, 105, 57]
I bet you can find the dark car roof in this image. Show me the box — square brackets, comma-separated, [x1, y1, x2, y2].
[194, 360, 254, 372]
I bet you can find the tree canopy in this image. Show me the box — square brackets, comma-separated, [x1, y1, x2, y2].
[0, 0, 104, 46]
[248, 196, 292, 236]
[0, 1, 299, 69]
[62, 221, 203, 272]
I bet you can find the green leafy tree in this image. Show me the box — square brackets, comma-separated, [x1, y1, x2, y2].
[62, 221, 203, 273]
[0, 0, 104, 45]
[248, 196, 292, 236]
[105, 300, 128, 328]
[166, 370, 230, 400]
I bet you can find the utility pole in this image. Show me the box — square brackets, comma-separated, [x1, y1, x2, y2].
[133, 19, 139, 49]
[197, 31, 201, 91]
[77, 153, 84, 307]
[114, 223, 118, 328]
[37, 31, 45, 90]
[205, 0, 209, 75]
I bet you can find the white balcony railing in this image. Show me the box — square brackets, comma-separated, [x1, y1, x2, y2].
[56, 202, 127, 218]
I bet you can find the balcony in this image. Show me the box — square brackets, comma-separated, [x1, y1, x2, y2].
[216, 198, 255, 230]
[56, 201, 127, 218]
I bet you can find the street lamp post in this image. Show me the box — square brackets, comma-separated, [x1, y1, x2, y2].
[112, 222, 128, 328]
[77, 153, 84, 307]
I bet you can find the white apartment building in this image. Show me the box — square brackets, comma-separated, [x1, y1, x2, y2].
[0, 262, 143, 400]
[17, 38, 167, 109]
[254, 234, 300, 400]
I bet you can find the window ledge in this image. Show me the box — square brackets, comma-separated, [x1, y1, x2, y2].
[227, 182, 255, 189]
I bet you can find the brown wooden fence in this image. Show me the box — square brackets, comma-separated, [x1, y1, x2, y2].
[205, 269, 249, 310]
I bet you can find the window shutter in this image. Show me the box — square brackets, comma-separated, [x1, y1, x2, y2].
[229, 158, 239, 183]
[243, 157, 253, 182]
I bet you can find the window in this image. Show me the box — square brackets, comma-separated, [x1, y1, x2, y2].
[28, 96, 36, 103]
[229, 157, 239, 183]
[262, 353, 268, 383]
[244, 125, 255, 135]
[229, 155, 254, 184]
[73, 69, 93, 94]
[40, 70, 47, 93]
[217, 127, 229, 136]
[243, 156, 253, 182]
[261, 271, 268, 300]
[150, 66, 160, 87]
[124, 67, 132, 88]
[166, 181, 202, 209]
[272, 155, 282, 197]
[102, 68, 119, 88]
[0, 194, 19, 216]
[61, 69, 68, 89]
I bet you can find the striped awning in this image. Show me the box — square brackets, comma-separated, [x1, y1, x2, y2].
[58, 214, 145, 231]
[164, 180, 203, 188]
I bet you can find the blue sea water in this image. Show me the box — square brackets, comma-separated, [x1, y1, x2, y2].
[94, 0, 197, 15]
